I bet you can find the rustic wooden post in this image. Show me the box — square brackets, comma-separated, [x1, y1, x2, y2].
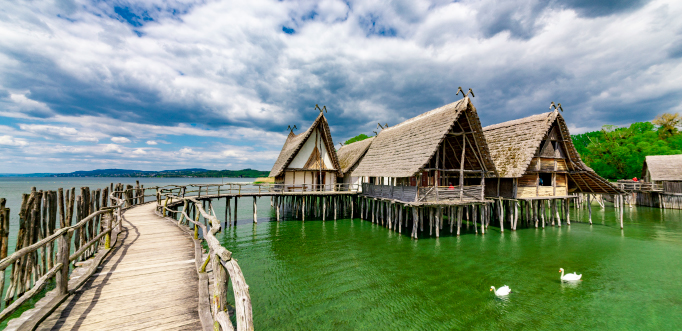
[435, 207, 440, 237]
[456, 206, 462, 236]
[514, 201, 519, 230]
[56, 229, 71, 295]
[618, 194, 623, 230]
[585, 194, 592, 224]
[211, 253, 229, 326]
[460, 135, 466, 201]
[234, 198, 238, 226]
[493, 198, 504, 233]
[253, 197, 257, 224]
[194, 208, 200, 239]
[412, 207, 419, 239]
[0, 199, 8, 259]
[541, 200, 546, 228]
[480, 205, 485, 234]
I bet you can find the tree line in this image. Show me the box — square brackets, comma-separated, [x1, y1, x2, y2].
[572, 113, 682, 181]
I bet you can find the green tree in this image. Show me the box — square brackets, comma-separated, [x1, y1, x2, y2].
[344, 133, 371, 145]
[573, 121, 682, 181]
[652, 113, 681, 138]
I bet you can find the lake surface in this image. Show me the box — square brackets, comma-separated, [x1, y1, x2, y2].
[2, 178, 682, 329]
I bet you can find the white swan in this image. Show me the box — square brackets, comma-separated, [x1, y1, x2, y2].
[490, 285, 511, 296]
[559, 268, 582, 281]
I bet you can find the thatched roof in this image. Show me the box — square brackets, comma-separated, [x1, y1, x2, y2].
[643, 155, 682, 181]
[269, 113, 340, 178]
[337, 137, 374, 175]
[351, 98, 496, 178]
[483, 110, 621, 194]
[483, 112, 558, 178]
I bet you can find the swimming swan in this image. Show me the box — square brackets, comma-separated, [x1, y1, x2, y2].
[559, 268, 582, 281]
[490, 285, 511, 296]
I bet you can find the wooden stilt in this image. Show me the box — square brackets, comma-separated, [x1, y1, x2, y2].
[456, 206, 462, 236]
[500, 200, 504, 233]
[541, 200, 545, 228]
[587, 194, 592, 225]
[412, 207, 419, 239]
[435, 206, 441, 238]
[253, 196, 257, 224]
[618, 195, 624, 230]
[234, 198, 238, 226]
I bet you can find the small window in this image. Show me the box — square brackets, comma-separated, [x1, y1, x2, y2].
[539, 173, 552, 186]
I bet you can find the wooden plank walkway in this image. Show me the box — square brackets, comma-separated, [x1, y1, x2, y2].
[37, 203, 202, 330]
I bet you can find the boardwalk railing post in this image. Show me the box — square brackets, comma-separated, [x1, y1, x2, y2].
[104, 210, 113, 249]
[212, 253, 229, 329]
[194, 209, 200, 240]
[56, 230, 71, 296]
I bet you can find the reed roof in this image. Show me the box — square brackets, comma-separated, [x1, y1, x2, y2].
[483, 110, 621, 194]
[351, 98, 496, 178]
[269, 113, 340, 178]
[337, 137, 374, 175]
[483, 112, 558, 178]
[643, 155, 682, 181]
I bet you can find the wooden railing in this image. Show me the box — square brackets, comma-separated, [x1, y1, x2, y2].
[156, 183, 360, 199]
[158, 194, 253, 331]
[361, 184, 485, 203]
[0, 186, 146, 324]
[615, 181, 663, 192]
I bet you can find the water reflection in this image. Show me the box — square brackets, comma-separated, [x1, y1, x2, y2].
[560, 280, 581, 290]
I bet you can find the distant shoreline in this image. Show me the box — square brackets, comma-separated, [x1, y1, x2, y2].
[0, 168, 270, 178]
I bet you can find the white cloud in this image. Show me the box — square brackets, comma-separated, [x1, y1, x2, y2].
[19, 124, 100, 142]
[0, 0, 680, 173]
[0, 135, 28, 147]
[103, 144, 123, 153]
[111, 137, 132, 143]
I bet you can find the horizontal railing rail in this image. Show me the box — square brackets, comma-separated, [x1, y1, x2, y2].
[615, 182, 663, 192]
[361, 183, 485, 203]
[156, 183, 360, 200]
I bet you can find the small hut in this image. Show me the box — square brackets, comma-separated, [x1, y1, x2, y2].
[482, 110, 620, 198]
[269, 113, 341, 191]
[351, 97, 496, 203]
[642, 154, 682, 193]
[336, 137, 374, 190]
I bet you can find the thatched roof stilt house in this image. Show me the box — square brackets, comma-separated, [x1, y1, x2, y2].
[269, 113, 341, 191]
[351, 97, 496, 204]
[336, 137, 374, 189]
[482, 110, 621, 199]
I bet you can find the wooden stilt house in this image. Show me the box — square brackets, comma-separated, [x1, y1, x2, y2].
[642, 155, 682, 193]
[351, 97, 496, 204]
[336, 137, 374, 190]
[482, 110, 620, 198]
[269, 113, 341, 191]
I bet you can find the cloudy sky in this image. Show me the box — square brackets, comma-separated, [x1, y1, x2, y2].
[0, 0, 680, 173]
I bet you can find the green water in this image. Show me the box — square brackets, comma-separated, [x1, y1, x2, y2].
[2, 179, 682, 329]
[219, 205, 682, 330]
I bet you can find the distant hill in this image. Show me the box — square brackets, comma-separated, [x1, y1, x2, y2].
[0, 168, 270, 178]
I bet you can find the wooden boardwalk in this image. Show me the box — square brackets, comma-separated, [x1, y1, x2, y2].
[37, 203, 202, 330]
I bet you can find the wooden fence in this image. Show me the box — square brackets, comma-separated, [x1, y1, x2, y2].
[0, 184, 149, 325]
[158, 194, 253, 331]
[0, 181, 154, 328]
[361, 184, 485, 203]
[156, 183, 359, 199]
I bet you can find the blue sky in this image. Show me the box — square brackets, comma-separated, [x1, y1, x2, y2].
[0, 0, 680, 173]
